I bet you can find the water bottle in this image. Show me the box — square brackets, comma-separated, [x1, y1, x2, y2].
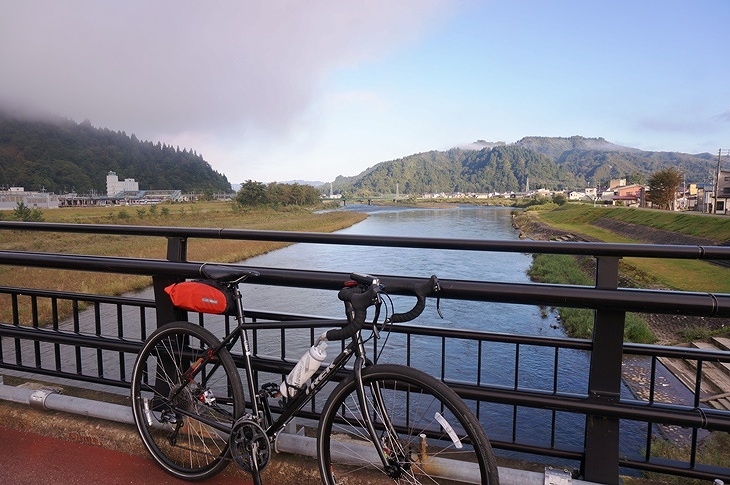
[280, 339, 327, 398]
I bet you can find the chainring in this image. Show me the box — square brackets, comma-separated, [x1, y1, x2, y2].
[230, 418, 271, 473]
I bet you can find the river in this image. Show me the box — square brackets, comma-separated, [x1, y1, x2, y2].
[240, 204, 650, 469]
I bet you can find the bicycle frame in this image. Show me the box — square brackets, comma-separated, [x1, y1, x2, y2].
[165, 282, 393, 469]
[135, 270, 499, 484]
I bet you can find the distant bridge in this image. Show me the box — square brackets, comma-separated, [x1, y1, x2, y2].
[323, 196, 404, 205]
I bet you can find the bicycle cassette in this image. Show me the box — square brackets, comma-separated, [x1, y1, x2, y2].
[230, 418, 271, 473]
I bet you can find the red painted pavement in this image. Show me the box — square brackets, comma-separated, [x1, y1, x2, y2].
[0, 425, 253, 485]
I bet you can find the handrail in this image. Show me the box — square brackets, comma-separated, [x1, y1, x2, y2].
[1, 221, 730, 484]
[1, 220, 729, 259]
[0, 250, 728, 317]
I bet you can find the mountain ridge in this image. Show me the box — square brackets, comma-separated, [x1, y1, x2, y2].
[332, 136, 715, 195]
[0, 112, 716, 197]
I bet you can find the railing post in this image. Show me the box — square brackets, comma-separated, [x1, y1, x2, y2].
[152, 237, 188, 329]
[583, 256, 625, 484]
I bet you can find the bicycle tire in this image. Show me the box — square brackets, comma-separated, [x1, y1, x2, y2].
[317, 364, 499, 484]
[130, 321, 245, 480]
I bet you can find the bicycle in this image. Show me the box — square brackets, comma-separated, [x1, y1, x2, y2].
[130, 264, 499, 484]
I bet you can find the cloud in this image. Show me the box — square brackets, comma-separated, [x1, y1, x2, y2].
[0, 1, 450, 143]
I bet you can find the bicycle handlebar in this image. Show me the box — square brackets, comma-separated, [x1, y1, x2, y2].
[325, 273, 440, 341]
[388, 275, 440, 323]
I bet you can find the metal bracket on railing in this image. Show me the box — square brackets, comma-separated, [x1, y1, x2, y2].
[544, 466, 572, 484]
[29, 388, 59, 410]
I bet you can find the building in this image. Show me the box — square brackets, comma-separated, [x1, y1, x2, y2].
[0, 187, 59, 210]
[614, 184, 643, 199]
[695, 184, 715, 213]
[714, 169, 730, 215]
[568, 191, 585, 200]
[106, 171, 139, 196]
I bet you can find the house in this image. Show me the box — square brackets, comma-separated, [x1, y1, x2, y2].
[714, 169, 730, 215]
[614, 184, 643, 197]
[601, 184, 645, 207]
[695, 183, 715, 213]
[568, 191, 586, 201]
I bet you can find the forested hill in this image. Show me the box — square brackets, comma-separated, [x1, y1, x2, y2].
[0, 113, 232, 194]
[332, 136, 715, 195]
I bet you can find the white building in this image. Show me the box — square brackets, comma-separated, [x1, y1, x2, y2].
[0, 188, 59, 210]
[106, 171, 139, 196]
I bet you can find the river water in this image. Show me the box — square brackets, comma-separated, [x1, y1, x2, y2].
[239, 204, 649, 468]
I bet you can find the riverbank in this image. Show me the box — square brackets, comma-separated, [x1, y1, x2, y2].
[513, 205, 730, 345]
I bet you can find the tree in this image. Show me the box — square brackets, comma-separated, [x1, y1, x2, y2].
[551, 192, 567, 206]
[235, 180, 269, 206]
[13, 202, 31, 220]
[235, 180, 322, 207]
[13, 202, 43, 221]
[647, 167, 682, 210]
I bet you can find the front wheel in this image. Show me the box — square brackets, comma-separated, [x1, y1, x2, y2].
[317, 364, 499, 484]
[130, 321, 245, 480]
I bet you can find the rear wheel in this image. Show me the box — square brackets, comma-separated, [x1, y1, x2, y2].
[130, 321, 245, 480]
[317, 364, 499, 484]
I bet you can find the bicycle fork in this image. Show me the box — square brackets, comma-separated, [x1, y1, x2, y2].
[353, 356, 409, 479]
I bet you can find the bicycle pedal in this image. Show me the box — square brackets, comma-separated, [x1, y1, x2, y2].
[261, 382, 282, 398]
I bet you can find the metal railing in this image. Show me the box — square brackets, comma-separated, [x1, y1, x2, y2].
[1, 221, 729, 484]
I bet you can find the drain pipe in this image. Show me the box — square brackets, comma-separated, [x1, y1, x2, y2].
[0, 380, 602, 485]
[0, 381, 135, 425]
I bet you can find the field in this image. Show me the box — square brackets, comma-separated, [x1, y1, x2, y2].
[0, 201, 365, 324]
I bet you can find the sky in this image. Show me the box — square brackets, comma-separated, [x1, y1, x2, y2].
[1, 1, 729, 186]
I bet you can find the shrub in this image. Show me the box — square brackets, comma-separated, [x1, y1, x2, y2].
[528, 253, 655, 343]
[12, 202, 44, 221]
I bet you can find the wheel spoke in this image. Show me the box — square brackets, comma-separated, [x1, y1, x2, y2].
[318, 364, 499, 484]
[131, 322, 245, 481]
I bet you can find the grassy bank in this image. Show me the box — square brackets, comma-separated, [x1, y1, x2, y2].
[516, 203, 730, 342]
[539, 204, 730, 242]
[645, 432, 730, 485]
[521, 204, 730, 294]
[0, 201, 366, 325]
[528, 253, 656, 342]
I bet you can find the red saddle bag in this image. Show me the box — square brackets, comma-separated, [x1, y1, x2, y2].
[164, 280, 236, 315]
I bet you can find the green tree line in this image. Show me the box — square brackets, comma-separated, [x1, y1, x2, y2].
[235, 180, 321, 207]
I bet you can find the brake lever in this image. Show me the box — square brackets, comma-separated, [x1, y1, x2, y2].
[371, 302, 382, 339]
[432, 276, 444, 319]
